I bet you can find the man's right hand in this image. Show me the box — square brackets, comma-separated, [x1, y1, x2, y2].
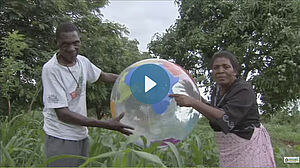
[55, 108, 134, 135]
[100, 112, 134, 136]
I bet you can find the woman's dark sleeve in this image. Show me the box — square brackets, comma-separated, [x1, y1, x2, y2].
[214, 85, 256, 134]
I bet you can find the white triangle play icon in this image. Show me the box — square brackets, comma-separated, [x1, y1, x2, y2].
[145, 76, 157, 93]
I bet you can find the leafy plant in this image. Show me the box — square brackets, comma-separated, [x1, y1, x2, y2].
[0, 0, 150, 117]
[149, 0, 300, 113]
[0, 31, 29, 115]
[1, 111, 299, 167]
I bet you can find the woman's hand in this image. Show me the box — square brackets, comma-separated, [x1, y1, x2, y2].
[169, 94, 196, 107]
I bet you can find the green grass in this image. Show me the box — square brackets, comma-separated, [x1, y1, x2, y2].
[0, 112, 45, 166]
[264, 122, 300, 168]
[0, 111, 299, 167]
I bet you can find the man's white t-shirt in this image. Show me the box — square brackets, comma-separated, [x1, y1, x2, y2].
[42, 53, 101, 140]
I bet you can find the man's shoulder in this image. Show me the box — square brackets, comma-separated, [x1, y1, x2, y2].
[43, 55, 57, 70]
[77, 54, 91, 63]
[77, 55, 98, 68]
[42, 54, 65, 74]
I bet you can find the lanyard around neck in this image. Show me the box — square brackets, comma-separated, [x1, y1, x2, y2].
[67, 66, 79, 88]
[66, 59, 82, 88]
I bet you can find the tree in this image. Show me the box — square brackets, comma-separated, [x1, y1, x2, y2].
[0, 0, 149, 116]
[78, 19, 149, 119]
[148, 0, 300, 113]
[0, 31, 28, 115]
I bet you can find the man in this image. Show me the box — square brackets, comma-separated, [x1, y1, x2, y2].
[42, 22, 133, 167]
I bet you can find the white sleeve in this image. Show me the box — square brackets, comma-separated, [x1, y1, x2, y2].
[85, 58, 101, 83]
[42, 67, 68, 108]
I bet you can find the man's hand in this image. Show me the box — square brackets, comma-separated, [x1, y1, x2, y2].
[55, 108, 134, 135]
[169, 94, 196, 107]
[102, 112, 134, 136]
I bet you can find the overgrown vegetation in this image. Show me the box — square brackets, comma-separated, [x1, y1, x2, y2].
[149, 0, 300, 112]
[0, 110, 299, 167]
[0, 0, 149, 117]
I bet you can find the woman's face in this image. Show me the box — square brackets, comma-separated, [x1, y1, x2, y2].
[212, 57, 237, 88]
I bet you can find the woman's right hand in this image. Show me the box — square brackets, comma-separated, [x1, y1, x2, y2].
[169, 94, 197, 107]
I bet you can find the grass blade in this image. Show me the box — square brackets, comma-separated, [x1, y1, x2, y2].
[0, 141, 16, 167]
[40, 154, 87, 167]
[131, 149, 166, 167]
[165, 141, 183, 168]
[80, 151, 121, 167]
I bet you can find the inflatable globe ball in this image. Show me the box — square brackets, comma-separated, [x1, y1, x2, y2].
[110, 59, 200, 147]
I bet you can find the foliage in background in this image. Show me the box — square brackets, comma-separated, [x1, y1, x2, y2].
[0, 0, 149, 116]
[0, 31, 28, 115]
[261, 106, 300, 168]
[148, 0, 300, 113]
[78, 20, 149, 118]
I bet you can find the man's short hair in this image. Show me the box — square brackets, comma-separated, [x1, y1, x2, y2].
[56, 23, 79, 40]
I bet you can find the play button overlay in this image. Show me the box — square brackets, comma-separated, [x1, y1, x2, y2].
[130, 64, 170, 104]
[145, 76, 156, 93]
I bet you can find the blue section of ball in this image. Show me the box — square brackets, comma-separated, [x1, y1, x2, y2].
[129, 64, 170, 105]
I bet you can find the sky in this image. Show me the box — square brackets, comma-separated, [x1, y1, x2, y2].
[101, 0, 179, 52]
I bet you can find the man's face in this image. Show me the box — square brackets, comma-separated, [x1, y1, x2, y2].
[57, 31, 81, 63]
[212, 57, 237, 87]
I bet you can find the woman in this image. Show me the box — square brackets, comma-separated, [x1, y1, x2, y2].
[169, 51, 276, 167]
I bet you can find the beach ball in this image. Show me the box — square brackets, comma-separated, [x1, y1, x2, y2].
[110, 59, 200, 146]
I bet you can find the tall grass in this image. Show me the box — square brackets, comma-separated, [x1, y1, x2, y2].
[1, 111, 299, 167]
[0, 112, 44, 166]
[263, 113, 300, 168]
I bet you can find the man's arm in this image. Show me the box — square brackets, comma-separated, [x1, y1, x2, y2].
[97, 72, 118, 83]
[55, 107, 133, 135]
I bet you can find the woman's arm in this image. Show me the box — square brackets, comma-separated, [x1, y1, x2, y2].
[169, 94, 224, 121]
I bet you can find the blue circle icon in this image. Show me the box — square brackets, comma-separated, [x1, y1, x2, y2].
[130, 64, 170, 104]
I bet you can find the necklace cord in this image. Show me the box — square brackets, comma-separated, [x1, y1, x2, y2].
[67, 66, 79, 87]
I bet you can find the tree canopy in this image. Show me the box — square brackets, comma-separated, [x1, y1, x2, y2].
[0, 0, 149, 116]
[149, 0, 300, 113]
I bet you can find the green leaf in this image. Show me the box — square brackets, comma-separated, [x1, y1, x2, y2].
[165, 141, 183, 168]
[80, 151, 121, 167]
[131, 149, 166, 167]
